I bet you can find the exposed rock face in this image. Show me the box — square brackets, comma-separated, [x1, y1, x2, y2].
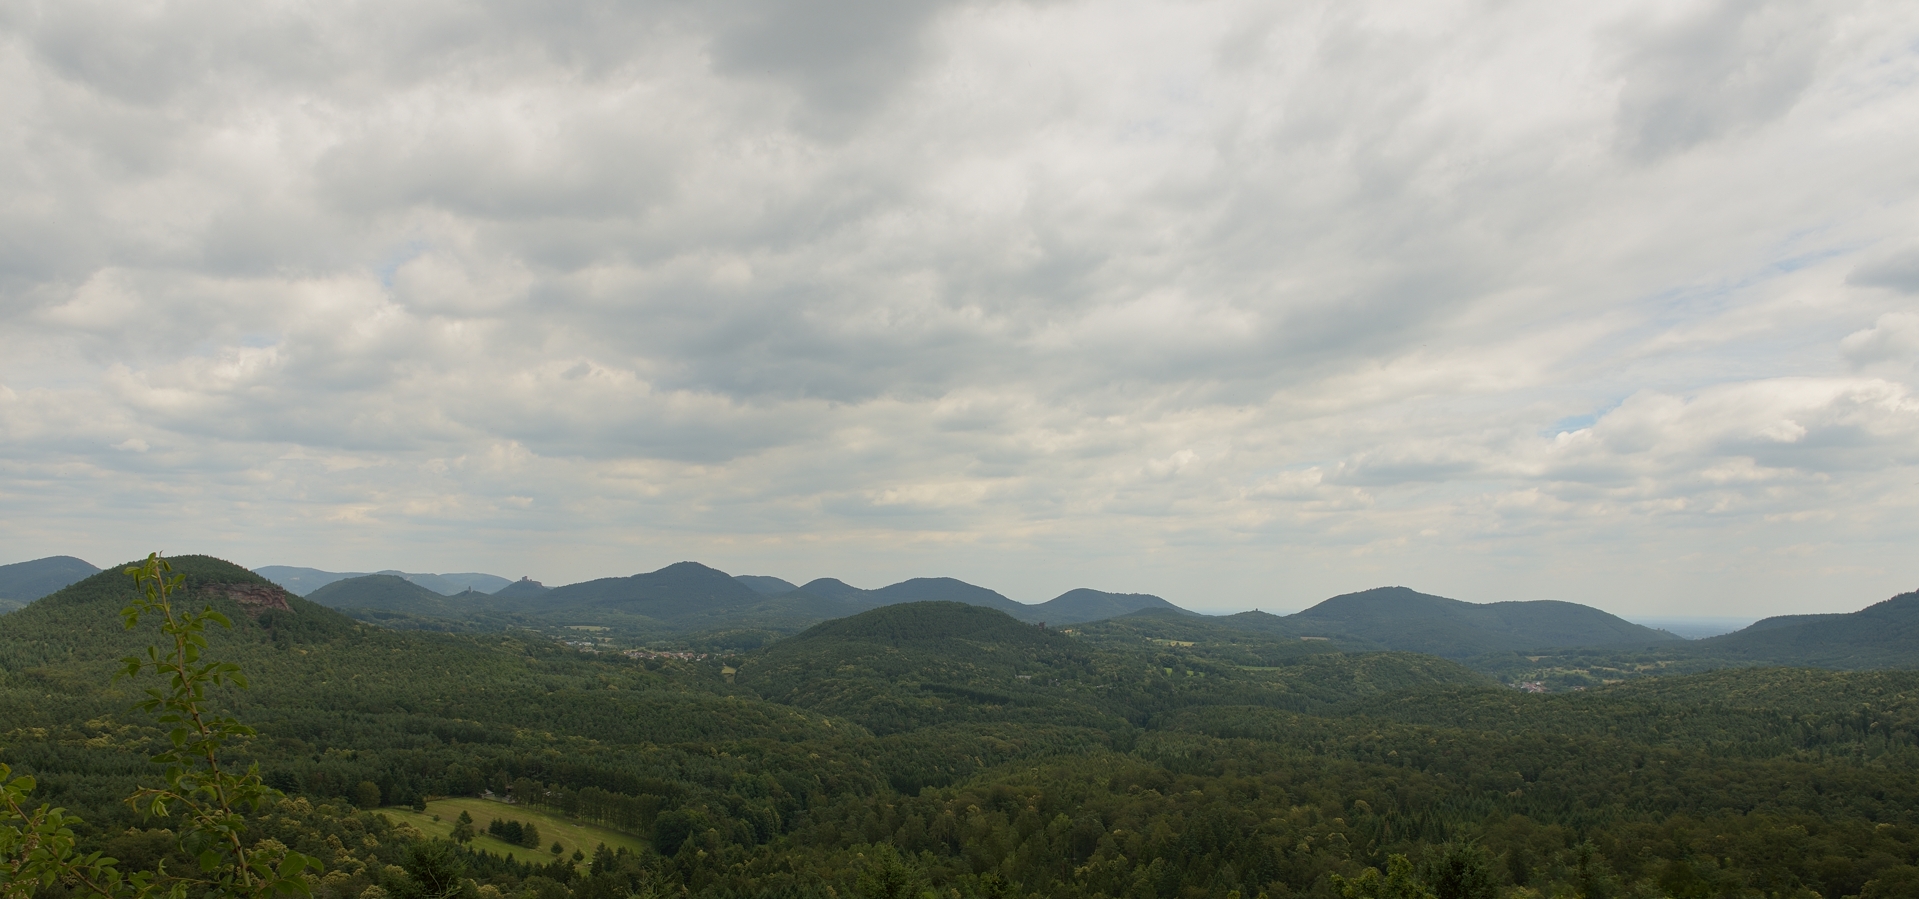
[206, 583, 293, 617]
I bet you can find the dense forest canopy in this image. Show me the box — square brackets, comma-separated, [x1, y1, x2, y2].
[5, 557, 1919, 899]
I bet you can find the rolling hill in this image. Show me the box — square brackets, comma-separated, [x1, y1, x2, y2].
[1285, 586, 1682, 658]
[1691, 589, 1919, 668]
[0, 555, 101, 605]
[306, 574, 470, 616]
[516, 561, 852, 630]
[0, 555, 356, 667]
[257, 565, 513, 597]
[1026, 588, 1191, 624]
[865, 577, 1029, 615]
[249, 558, 1919, 672]
[779, 577, 1199, 624]
[491, 576, 551, 599]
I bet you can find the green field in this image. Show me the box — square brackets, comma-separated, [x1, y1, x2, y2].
[383, 798, 649, 866]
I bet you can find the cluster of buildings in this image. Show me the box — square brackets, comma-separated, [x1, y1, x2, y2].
[621, 648, 709, 661]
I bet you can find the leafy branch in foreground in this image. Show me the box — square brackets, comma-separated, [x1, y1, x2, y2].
[1, 553, 316, 899]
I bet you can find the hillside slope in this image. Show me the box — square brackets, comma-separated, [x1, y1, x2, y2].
[0, 555, 357, 668]
[519, 562, 862, 631]
[734, 575, 799, 595]
[298, 574, 533, 633]
[1694, 590, 1919, 668]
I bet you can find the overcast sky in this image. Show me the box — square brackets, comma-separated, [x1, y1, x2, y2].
[2, 0, 1916, 617]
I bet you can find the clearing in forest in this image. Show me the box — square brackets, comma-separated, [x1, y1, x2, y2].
[384, 797, 650, 866]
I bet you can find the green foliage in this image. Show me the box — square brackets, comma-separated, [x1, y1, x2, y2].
[1421, 843, 1494, 899]
[2, 553, 317, 899]
[1696, 590, 1919, 668]
[1333, 855, 1434, 899]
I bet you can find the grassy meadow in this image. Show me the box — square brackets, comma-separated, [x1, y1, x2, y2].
[383, 798, 649, 866]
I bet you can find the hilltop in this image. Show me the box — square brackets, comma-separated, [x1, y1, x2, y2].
[0, 555, 356, 666]
[300, 574, 521, 632]
[0, 555, 100, 606]
[783, 577, 1195, 625]
[257, 565, 512, 596]
[307, 573, 456, 613]
[1287, 586, 1682, 658]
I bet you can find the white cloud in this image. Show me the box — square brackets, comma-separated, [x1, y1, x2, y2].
[1, 0, 1917, 617]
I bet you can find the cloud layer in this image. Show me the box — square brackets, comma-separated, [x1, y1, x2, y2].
[2, 0, 1916, 616]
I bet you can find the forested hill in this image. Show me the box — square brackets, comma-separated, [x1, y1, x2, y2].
[1026, 588, 1190, 623]
[778, 577, 1195, 625]
[734, 602, 1489, 739]
[300, 573, 527, 633]
[510, 561, 866, 631]
[0, 555, 100, 605]
[258, 565, 513, 596]
[0, 555, 355, 667]
[308, 573, 458, 613]
[864, 578, 1029, 616]
[734, 575, 800, 595]
[523, 561, 770, 617]
[1693, 589, 1919, 668]
[1288, 586, 1681, 658]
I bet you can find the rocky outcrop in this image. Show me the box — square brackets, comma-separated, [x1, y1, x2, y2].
[206, 583, 293, 617]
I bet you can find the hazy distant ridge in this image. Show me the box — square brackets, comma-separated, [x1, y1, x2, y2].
[257, 565, 511, 596]
[0, 556, 100, 606]
[1286, 586, 1682, 658]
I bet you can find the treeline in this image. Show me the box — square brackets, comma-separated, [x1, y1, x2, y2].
[488, 817, 543, 849]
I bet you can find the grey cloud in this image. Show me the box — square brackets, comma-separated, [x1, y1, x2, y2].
[1613, 1, 1830, 161]
[1841, 314, 1919, 367]
[3, 0, 1918, 615]
[708, 0, 962, 129]
[1848, 248, 1919, 294]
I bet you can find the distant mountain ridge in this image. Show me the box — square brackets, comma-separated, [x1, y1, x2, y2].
[256, 565, 513, 596]
[763, 576, 1192, 625]
[247, 561, 1194, 630]
[1287, 586, 1681, 659]
[0, 556, 101, 606]
[307, 574, 467, 616]
[19, 552, 1910, 670]
[235, 560, 1702, 658]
